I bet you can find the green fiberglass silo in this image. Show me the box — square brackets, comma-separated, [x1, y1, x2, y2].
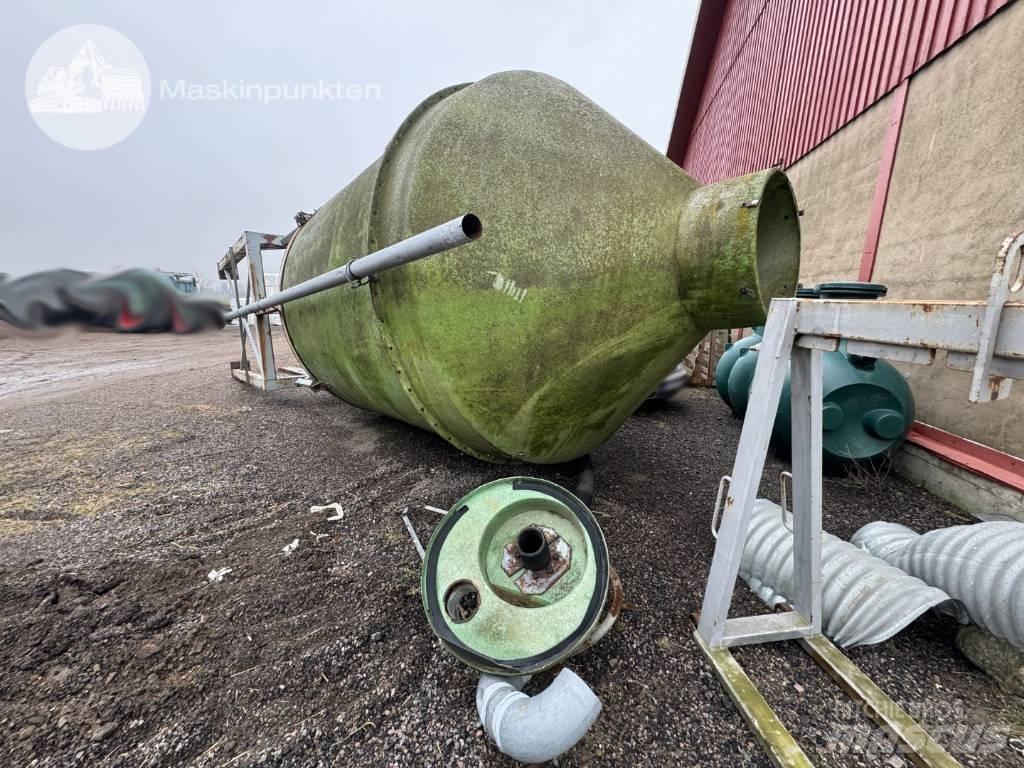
[280, 70, 800, 464]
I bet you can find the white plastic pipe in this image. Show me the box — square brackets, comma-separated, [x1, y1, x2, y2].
[476, 669, 601, 764]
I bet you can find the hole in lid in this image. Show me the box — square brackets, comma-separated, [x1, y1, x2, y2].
[516, 527, 545, 557]
[444, 581, 480, 623]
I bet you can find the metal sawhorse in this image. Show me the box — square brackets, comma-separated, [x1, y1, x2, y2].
[217, 229, 311, 392]
[695, 232, 1024, 767]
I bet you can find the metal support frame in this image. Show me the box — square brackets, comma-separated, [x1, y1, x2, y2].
[691, 609, 961, 768]
[217, 230, 308, 392]
[798, 633, 960, 768]
[692, 628, 814, 766]
[968, 232, 1024, 401]
[694, 233, 1024, 767]
[699, 231, 1024, 649]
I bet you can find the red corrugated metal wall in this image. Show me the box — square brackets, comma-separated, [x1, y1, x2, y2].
[678, 0, 1010, 183]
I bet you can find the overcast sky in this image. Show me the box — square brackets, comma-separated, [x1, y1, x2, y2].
[0, 1, 697, 283]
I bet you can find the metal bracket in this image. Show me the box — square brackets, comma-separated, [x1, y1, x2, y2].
[710, 475, 731, 539]
[400, 507, 426, 561]
[779, 471, 793, 533]
[342, 259, 377, 288]
[400, 503, 449, 562]
[969, 231, 1024, 402]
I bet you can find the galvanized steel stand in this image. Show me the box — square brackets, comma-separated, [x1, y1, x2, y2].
[695, 231, 1024, 768]
[217, 230, 308, 392]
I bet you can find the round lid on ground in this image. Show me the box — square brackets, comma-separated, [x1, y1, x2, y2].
[421, 476, 608, 674]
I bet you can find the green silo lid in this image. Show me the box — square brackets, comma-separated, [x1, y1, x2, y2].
[421, 477, 609, 674]
[815, 282, 888, 300]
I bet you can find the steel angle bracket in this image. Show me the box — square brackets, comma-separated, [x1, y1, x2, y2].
[967, 231, 1024, 402]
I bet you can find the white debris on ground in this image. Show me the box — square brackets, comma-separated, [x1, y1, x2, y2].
[311, 502, 344, 522]
[207, 567, 232, 583]
[281, 539, 300, 556]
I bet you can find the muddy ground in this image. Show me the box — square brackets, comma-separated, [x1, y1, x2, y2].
[1, 329, 1022, 767]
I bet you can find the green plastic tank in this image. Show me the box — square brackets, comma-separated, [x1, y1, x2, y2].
[280, 70, 800, 463]
[714, 326, 763, 412]
[715, 283, 915, 464]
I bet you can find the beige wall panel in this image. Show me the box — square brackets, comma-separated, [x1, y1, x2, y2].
[873, 3, 1024, 457]
[782, 4, 1024, 457]
[874, 1, 1024, 300]
[895, 443, 1024, 522]
[784, 93, 892, 287]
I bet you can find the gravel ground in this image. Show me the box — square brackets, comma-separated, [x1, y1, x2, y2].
[1, 329, 1022, 767]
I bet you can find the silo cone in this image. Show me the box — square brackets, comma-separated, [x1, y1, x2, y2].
[280, 70, 800, 463]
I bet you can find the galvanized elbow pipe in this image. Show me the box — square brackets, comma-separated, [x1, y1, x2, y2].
[476, 669, 602, 763]
[852, 520, 1024, 649]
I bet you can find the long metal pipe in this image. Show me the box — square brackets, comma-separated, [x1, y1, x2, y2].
[224, 213, 481, 321]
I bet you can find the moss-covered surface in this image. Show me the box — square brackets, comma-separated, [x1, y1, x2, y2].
[281, 71, 800, 463]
